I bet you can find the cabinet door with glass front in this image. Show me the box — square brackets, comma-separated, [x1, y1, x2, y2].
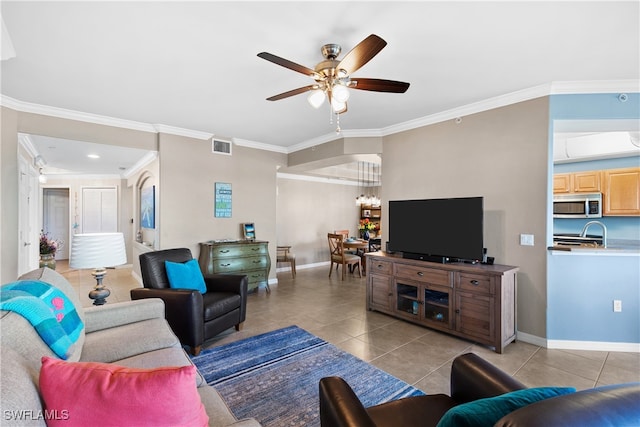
[394, 280, 453, 331]
[422, 285, 453, 330]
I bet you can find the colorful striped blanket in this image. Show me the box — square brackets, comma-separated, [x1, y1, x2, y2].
[0, 280, 84, 359]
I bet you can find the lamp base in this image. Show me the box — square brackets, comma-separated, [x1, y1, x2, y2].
[89, 268, 111, 306]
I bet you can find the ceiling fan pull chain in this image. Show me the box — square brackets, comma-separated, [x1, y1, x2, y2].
[335, 111, 341, 134]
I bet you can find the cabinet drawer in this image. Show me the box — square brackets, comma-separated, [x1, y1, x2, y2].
[211, 244, 268, 258]
[369, 259, 392, 275]
[245, 270, 268, 284]
[212, 255, 269, 273]
[395, 264, 451, 287]
[457, 273, 494, 294]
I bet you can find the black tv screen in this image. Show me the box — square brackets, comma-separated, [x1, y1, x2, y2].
[388, 197, 484, 262]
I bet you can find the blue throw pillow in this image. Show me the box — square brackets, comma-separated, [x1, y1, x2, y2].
[436, 387, 576, 427]
[165, 259, 207, 294]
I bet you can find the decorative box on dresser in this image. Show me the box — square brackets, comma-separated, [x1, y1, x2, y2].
[199, 240, 271, 293]
[366, 251, 519, 353]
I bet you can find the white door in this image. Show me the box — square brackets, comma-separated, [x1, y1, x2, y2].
[82, 187, 118, 233]
[18, 158, 39, 275]
[43, 188, 70, 260]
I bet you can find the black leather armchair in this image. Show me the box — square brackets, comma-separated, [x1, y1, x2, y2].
[131, 248, 248, 356]
[319, 352, 640, 427]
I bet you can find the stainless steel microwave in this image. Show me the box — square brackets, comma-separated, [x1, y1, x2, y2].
[553, 193, 602, 218]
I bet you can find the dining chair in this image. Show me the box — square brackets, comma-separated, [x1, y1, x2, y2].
[334, 229, 350, 238]
[327, 233, 362, 280]
[334, 229, 357, 259]
[276, 245, 296, 278]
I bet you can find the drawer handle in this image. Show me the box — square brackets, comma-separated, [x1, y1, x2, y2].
[221, 263, 231, 267]
[251, 248, 260, 251]
[377, 264, 384, 269]
[220, 250, 230, 253]
[388, 293, 393, 297]
[470, 280, 480, 286]
[252, 260, 262, 264]
[417, 272, 424, 277]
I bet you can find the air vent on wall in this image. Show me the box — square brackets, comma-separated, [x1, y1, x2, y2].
[212, 139, 232, 156]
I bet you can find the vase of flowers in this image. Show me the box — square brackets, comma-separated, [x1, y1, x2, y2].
[39, 230, 61, 270]
[358, 218, 376, 240]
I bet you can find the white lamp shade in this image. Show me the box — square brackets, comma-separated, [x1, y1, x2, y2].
[69, 233, 127, 269]
[332, 84, 350, 103]
[331, 98, 347, 114]
[307, 89, 325, 109]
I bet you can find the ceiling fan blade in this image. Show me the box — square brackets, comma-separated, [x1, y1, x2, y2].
[266, 85, 317, 101]
[337, 34, 387, 75]
[258, 52, 318, 78]
[351, 78, 410, 93]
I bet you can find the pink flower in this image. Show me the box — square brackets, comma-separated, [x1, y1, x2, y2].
[56, 313, 64, 322]
[52, 297, 64, 310]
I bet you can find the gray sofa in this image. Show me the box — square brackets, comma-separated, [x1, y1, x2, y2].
[0, 267, 260, 427]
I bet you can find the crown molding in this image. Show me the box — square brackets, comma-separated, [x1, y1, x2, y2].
[3, 80, 638, 156]
[381, 83, 553, 136]
[153, 124, 212, 140]
[277, 172, 358, 186]
[234, 137, 288, 154]
[18, 133, 38, 159]
[43, 173, 125, 181]
[123, 151, 158, 179]
[1, 94, 157, 133]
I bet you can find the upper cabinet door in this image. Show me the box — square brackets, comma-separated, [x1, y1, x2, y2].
[573, 171, 601, 193]
[603, 168, 640, 216]
[553, 173, 572, 193]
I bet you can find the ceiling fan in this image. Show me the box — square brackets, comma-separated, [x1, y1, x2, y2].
[257, 34, 410, 117]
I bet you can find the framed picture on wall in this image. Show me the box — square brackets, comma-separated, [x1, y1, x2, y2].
[140, 186, 155, 229]
[242, 223, 255, 240]
[215, 182, 232, 218]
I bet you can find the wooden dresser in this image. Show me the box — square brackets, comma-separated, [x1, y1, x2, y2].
[198, 240, 271, 293]
[366, 251, 518, 353]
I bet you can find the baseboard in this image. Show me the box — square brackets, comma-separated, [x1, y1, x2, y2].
[516, 331, 547, 348]
[275, 261, 330, 274]
[517, 331, 640, 352]
[547, 339, 640, 353]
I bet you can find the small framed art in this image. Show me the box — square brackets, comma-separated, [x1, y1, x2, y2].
[242, 223, 256, 240]
[140, 186, 155, 229]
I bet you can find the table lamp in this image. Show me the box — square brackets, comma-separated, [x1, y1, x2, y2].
[69, 232, 127, 306]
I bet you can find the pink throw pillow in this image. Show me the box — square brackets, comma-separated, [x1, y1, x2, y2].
[39, 357, 209, 427]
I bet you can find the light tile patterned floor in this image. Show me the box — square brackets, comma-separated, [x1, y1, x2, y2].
[59, 261, 640, 395]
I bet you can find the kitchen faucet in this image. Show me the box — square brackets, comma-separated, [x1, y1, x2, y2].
[580, 220, 607, 248]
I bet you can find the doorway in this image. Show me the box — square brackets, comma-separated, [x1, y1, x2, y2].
[43, 188, 70, 260]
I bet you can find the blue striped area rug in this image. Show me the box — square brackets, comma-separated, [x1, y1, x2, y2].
[191, 325, 425, 426]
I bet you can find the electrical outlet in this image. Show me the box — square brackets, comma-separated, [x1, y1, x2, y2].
[520, 234, 534, 246]
[613, 300, 622, 312]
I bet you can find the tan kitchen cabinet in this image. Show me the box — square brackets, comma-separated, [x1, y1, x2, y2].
[603, 167, 640, 216]
[553, 171, 600, 193]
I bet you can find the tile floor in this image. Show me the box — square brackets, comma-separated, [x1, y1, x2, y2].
[59, 261, 640, 395]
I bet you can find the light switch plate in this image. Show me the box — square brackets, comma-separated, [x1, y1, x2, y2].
[520, 234, 534, 246]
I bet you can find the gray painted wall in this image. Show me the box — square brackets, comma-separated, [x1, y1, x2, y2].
[381, 97, 550, 338]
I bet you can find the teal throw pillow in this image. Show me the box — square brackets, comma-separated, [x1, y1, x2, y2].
[165, 259, 207, 294]
[436, 387, 576, 427]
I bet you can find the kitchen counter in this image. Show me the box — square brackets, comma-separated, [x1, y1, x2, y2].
[548, 242, 640, 256]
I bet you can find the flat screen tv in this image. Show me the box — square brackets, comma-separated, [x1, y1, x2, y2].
[388, 196, 484, 263]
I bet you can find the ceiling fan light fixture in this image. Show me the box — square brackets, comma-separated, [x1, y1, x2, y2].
[331, 98, 347, 114]
[307, 89, 325, 108]
[332, 84, 350, 103]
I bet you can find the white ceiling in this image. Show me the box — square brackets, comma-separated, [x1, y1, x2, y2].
[2, 1, 639, 176]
